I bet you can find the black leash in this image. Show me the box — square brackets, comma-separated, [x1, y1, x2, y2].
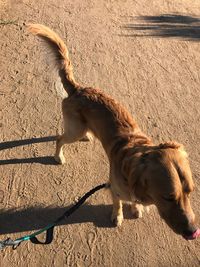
[0, 183, 109, 250]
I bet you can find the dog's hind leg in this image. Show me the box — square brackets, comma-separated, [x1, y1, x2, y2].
[55, 113, 88, 164]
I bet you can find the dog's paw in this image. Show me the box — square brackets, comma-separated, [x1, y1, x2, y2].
[131, 209, 143, 219]
[79, 132, 93, 142]
[111, 213, 123, 227]
[145, 206, 150, 213]
[131, 204, 144, 219]
[54, 154, 66, 165]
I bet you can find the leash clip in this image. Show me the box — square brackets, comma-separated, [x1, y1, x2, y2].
[0, 238, 22, 250]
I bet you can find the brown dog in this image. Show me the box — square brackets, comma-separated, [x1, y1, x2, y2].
[28, 24, 199, 240]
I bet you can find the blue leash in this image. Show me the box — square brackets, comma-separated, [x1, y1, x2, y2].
[0, 183, 109, 250]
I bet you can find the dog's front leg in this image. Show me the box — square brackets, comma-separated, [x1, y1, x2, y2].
[131, 202, 144, 218]
[111, 191, 123, 227]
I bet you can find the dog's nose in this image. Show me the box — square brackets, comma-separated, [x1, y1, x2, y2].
[182, 226, 200, 240]
[183, 227, 197, 236]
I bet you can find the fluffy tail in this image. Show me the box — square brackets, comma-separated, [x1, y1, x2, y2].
[28, 24, 79, 96]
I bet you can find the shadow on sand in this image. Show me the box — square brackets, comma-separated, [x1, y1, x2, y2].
[0, 135, 57, 165]
[0, 203, 134, 237]
[123, 14, 200, 41]
[0, 136, 132, 236]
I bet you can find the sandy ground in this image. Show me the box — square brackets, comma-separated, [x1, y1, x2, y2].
[0, 0, 200, 266]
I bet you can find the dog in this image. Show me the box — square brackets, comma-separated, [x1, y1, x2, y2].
[28, 24, 199, 240]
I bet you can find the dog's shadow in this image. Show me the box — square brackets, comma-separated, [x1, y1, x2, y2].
[0, 204, 134, 235]
[0, 137, 135, 235]
[0, 136, 57, 165]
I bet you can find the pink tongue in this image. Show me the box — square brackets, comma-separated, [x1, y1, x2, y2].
[192, 229, 200, 239]
[185, 229, 200, 240]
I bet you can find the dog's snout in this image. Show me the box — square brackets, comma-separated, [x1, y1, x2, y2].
[182, 225, 197, 237]
[187, 211, 195, 225]
[182, 224, 200, 240]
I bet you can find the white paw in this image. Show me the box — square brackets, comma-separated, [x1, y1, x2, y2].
[54, 154, 66, 165]
[145, 206, 150, 213]
[131, 204, 144, 219]
[80, 132, 93, 142]
[111, 212, 123, 227]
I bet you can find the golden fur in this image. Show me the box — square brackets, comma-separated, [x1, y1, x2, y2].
[28, 24, 197, 238]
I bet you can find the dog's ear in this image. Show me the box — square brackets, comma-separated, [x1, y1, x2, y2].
[133, 152, 152, 202]
[158, 141, 188, 158]
[158, 141, 182, 149]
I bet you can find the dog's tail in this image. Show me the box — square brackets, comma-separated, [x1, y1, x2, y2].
[28, 24, 79, 96]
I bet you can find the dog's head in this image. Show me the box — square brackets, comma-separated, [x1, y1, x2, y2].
[134, 142, 199, 240]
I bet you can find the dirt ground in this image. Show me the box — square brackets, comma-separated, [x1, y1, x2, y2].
[0, 0, 200, 266]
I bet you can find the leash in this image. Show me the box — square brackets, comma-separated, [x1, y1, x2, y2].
[0, 183, 109, 250]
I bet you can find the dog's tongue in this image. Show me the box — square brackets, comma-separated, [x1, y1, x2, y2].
[184, 229, 200, 240]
